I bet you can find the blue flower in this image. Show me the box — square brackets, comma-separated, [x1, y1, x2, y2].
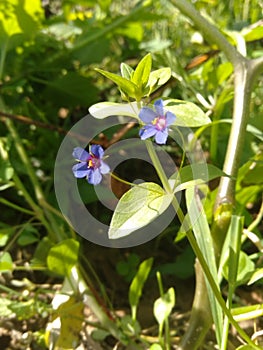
[139, 99, 176, 144]
[72, 145, 110, 185]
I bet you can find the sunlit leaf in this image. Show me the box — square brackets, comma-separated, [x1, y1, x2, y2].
[242, 25, 263, 42]
[150, 344, 163, 350]
[154, 287, 175, 325]
[164, 99, 210, 127]
[0, 252, 13, 272]
[95, 68, 137, 99]
[121, 62, 134, 80]
[247, 268, 263, 285]
[0, 297, 13, 317]
[0, 0, 43, 49]
[54, 296, 84, 349]
[47, 239, 79, 276]
[147, 67, 171, 95]
[89, 101, 139, 119]
[108, 183, 172, 239]
[131, 53, 152, 94]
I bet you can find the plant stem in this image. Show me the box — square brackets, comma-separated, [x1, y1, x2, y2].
[5, 119, 65, 242]
[169, 0, 263, 348]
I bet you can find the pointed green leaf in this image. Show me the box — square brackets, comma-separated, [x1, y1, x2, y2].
[169, 163, 229, 191]
[248, 268, 263, 285]
[129, 257, 153, 320]
[0, 252, 13, 272]
[154, 287, 175, 325]
[242, 25, 263, 42]
[185, 187, 223, 342]
[89, 101, 139, 119]
[164, 99, 210, 127]
[108, 183, 172, 239]
[147, 67, 171, 95]
[120, 62, 134, 80]
[95, 68, 137, 98]
[131, 53, 152, 93]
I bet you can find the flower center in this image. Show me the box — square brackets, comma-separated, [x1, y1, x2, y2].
[153, 116, 166, 130]
[87, 154, 100, 169]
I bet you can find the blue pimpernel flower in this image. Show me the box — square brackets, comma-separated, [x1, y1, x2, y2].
[139, 99, 176, 144]
[72, 145, 110, 185]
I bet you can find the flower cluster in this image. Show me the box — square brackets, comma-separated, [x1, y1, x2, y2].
[72, 145, 110, 185]
[138, 99, 176, 144]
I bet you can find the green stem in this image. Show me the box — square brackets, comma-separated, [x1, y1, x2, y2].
[0, 40, 8, 80]
[0, 198, 35, 215]
[169, 1, 263, 348]
[5, 119, 65, 242]
[12, 171, 53, 234]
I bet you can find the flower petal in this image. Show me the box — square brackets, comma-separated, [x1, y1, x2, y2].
[139, 107, 157, 123]
[165, 111, 176, 125]
[99, 161, 110, 174]
[155, 130, 168, 144]
[90, 144, 104, 158]
[72, 147, 89, 162]
[139, 125, 157, 140]
[87, 168, 102, 185]
[154, 99, 164, 116]
[72, 162, 89, 178]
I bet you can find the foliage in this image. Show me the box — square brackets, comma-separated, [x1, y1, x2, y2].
[0, 0, 263, 350]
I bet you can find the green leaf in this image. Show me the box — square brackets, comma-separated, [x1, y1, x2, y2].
[0, 252, 13, 272]
[120, 62, 134, 80]
[131, 53, 152, 95]
[185, 186, 223, 342]
[247, 268, 263, 285]
[47, 239, 79, 276]
[129, 257, 153, 320]
[147, 67, 171, 95]
[91, 329, 110, 342]
[164, 99, 210, 127]
[108, 183, 172, 239]
[0, 0, 43, 41]
[43, 72, 99, 107]
[153, 287, 175, 325]
[222, 251, 255, 286]
[0, 297, 13, 317]
[242, 25, 263, 42]
[0, 158, 14, 182]
[150, 345, 163, 350]
[33, 237, 53, 265]
[54, 296, 84, 349]
[89, 101, 139, 119]
[216, 62, 233, 85]
[169, 163, 228, 191]
[120, 315, 141, 336]
[95, 68, 137, 99]
[17, 224, 39, 246]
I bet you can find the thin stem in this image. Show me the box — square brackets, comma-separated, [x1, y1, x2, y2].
[170, 0, 242, 65]
[0, 198, 35, 215]
[5, 119, 65, 242]
[0, 40, 8, 80]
